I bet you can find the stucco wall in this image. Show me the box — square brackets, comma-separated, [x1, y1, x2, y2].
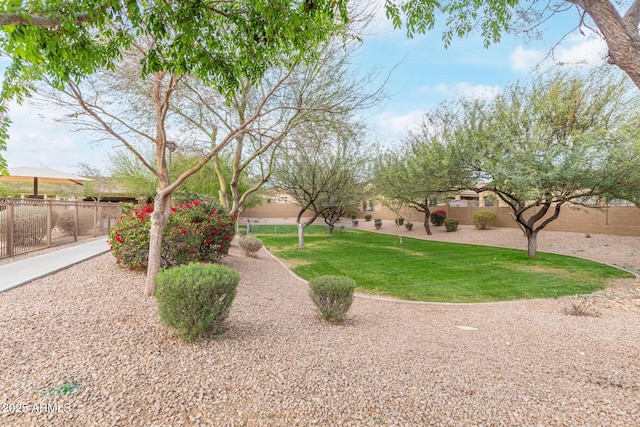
[239, 202, 640, 237]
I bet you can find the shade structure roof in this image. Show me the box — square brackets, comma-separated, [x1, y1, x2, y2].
[0, 166, 93, 197]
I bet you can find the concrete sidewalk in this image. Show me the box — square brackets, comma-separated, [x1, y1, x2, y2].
[0, 239, 110, 293]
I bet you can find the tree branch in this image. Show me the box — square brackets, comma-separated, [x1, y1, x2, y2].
[624, 0, 640, 29]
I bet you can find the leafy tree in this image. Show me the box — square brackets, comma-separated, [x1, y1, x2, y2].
[1, 1, 350, 295]
[270, 129, 369, 248]
[373, 118, 470, 235]
[384, 0, 640, 90]
[452, 68, 640, 257]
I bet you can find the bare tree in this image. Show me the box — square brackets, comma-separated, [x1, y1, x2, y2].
[169, 41, 385, 218]
[271, 129, 369, 248]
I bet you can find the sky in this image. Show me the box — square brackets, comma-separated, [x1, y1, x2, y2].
[1, 2, 609, 175]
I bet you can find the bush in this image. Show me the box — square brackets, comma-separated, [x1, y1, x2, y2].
[352, 220, 359, 227]
[237, 229, 248, 237]
[364, 214, 372, 221]
[108, 204, 153, 270]
[154, 263, 240, 342]
[374, 219, 382, 230]
[308, 275, 356, 324]
[444, 219, 459, 232]
[350, 214, 357, 220]
[395, 217, 404, 226]
[56, 209, 95, 236]
[108, 200, 235, 271]
[405, 221, 413, 231]
[171, 200, 236, 263]
[238, 235, 263, 257]
[0, 205, 58, 245]
[430, 209, 447, 226]
[473, 210, 497, 230]
[563, 295, 601, 317]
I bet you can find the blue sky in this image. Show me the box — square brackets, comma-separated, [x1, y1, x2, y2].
[2, 3, 608, 174]
[354, 3, 608, 146]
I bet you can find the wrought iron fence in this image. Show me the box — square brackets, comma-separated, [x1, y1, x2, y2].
[0, 198, 122, 259]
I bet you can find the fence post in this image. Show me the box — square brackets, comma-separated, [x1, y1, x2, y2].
[6, 198, 14, 257]
[46, 199, 52, 248]
[93, 201, 98, 237]
[107, 202, 112, 230]
[74, 200, 79, 242]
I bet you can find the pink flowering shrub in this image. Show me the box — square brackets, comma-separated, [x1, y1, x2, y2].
[108, 200, 235, 271]
[429, 209, 447, 226]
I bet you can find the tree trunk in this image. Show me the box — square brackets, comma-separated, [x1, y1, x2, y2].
[525, 228, 538, 258]
[297, 222, 305, 248]
[143, 192, 172, 296]
[423, 215, 432, 235]
[577, 0, 640, 90]
[212, 154, 230, 210]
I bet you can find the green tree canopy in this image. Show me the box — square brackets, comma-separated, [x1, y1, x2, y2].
[0, 0, 350, 173]
[373, 127, 470, 235]
[450, 68, 640, 256]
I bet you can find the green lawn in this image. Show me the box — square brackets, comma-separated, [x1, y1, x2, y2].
[249, 226, 633, 303]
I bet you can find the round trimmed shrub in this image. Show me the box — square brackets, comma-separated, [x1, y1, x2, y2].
[364, 214, 372, 221]
[395, 217, 404, 226]
[238, 235, 263, 257]
[154, 263, 240, 342]
[374, 219, 382, 230]
[430, 209, 447, 226]
[473, 210, 497, 230]
[444, 218, 459, 232]
[405, 221, 413, 231]
[308, 275, 356, 324]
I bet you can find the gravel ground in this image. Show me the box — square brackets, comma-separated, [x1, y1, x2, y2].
[1, 224, 639, 426]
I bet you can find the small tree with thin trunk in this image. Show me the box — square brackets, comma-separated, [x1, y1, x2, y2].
[271, 130, 368, 248]
[373, 123, 470, 236]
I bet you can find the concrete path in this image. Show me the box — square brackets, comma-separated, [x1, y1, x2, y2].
[0, 239, 110, 293]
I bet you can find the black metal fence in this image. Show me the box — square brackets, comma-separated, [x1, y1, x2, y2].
[0, 198, 122, 259]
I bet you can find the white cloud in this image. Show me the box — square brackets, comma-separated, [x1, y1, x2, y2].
[511, 31, 608, 72]
[354, 0, 396, 38]
[417, 83, 501, 101]
[454, 83, 502, 100]
[5, 101, 108, 173]
[552, 32, 607, 66]
[510, 45, 544, 71]
[371, 110, 424, 145]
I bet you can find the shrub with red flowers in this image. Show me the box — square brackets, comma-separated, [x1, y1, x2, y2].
[429, 209, 447, 226]
[169, 200, 236, 263]
[108, 200, 235, 271]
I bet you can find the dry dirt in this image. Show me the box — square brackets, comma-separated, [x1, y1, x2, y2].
[0, 223, 639, 426]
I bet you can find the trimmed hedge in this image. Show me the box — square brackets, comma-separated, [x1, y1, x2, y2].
[154, 263, 240, 342]
[238, 235, 263, 257]
[473, 210, 497, 230]
[308, 275, 355, 324]
[444, 219, 459, 232]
